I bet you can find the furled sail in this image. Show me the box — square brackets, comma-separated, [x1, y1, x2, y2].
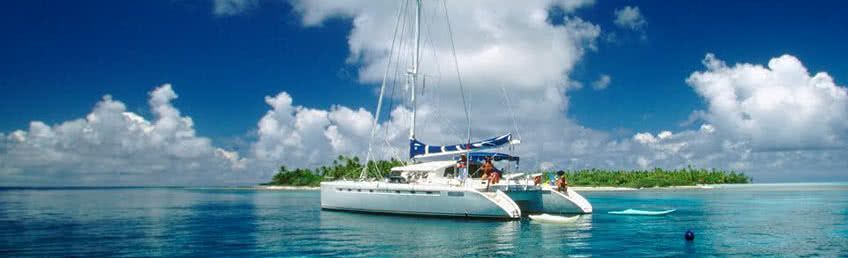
[409, 133, 513, 159]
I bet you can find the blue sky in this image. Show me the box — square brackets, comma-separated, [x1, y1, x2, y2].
[0, 1, 848, 139]
[3, 1, 846, 139]
[1, 0, 846, 185]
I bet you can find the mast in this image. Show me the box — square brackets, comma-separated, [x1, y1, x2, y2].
[408, 0, 421, 144]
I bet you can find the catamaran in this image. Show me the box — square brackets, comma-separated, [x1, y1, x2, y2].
[320, 0, 592, 219]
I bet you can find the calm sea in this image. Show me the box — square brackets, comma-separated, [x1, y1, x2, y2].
[1, 184, 846, 257]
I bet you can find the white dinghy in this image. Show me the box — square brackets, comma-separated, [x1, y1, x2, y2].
[608, 209, 676, 216]
[529, 214, 580, 224]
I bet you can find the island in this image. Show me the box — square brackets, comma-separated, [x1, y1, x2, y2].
[262, 156, 750, 188]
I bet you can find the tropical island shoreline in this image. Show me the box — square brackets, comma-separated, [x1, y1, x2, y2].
[254, 184, 720, 192]
[260, 156, 751, 190]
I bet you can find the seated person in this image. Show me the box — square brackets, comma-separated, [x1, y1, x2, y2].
[489, 169, 501, 184]
[555, 170, 568, 192]
[480, 157, 494, 180]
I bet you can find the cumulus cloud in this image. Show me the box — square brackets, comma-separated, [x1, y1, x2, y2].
[213, 0, 258, 16]
[0, 84, 249, 186]
[4, 2, 847, 185]
[623, 53, 848, 181]
[289, 0, 602, 168]
[592, 74, 611, 90]
[249, 92, 404, 169]
[614, 6, 646, 30]
[686, 53, 848, 150]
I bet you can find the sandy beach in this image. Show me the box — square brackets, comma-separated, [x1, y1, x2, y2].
[256, 184, 718, 191]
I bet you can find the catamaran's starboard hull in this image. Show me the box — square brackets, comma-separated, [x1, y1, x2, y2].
[320, 181, 521, 219]
[487, 184, 593, 214]
[540, 188, 593, 214]
[494, 188, 593, 214]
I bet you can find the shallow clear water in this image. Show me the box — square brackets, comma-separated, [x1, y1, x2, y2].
[1, 184, 846, 257]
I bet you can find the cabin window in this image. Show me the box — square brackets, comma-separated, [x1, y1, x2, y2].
[447, 191, 464, 197]
[426, 191, 433, 195]
[443, 166, 456, 178]
[410, 191, 416, 194]
[395, 190, 401, 194]
[388, 176, 408, 184]
[369, 190, 374, 193]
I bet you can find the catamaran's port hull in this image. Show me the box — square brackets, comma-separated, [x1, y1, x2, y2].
[320, 181, 592, 219]
[320, 181, 521, 219]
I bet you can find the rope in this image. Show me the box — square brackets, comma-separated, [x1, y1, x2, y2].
[360, 0, 407, 180]
[442, 0, 472, 145]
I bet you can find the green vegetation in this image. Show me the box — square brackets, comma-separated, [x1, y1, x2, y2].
[549, 166, 750, 188]
[263, 156, 404, 187]
[264, 157, 750, 188]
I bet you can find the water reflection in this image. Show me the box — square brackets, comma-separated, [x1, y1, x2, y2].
[174, 189, 260, 256]
[531, 214, 593, 256]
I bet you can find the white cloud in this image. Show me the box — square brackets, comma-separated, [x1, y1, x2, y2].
[592, 74, 611, 90]
[289, 0, 602, 168]
[0, 84, 249, 186]
[213, 0, 258, 16]
[686, 53, 848, 150]
[617, 53, 848, 181]
[3, 2, 848, 185]
[614, 6, 646, 31]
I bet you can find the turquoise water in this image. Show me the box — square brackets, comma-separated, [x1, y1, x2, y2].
[1, 184, 846, 257]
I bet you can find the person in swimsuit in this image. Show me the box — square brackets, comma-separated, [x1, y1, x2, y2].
[555, 170, 568, 192]
[481, 157, 494, 180]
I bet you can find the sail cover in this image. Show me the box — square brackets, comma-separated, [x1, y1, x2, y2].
[410, 133, 513, 159]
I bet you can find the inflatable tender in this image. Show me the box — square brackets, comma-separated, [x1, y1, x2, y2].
[608, 209, 676, 216]
[529, 214, 579, 224]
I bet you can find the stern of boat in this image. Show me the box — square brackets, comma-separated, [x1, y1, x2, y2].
[541, 187, 593, 214]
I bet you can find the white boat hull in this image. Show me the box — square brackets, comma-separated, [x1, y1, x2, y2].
[320, 181, 592, 219]
[320, 181, 521, 219]
[491, 185, 592, 214]
[540, 188, 593, 214]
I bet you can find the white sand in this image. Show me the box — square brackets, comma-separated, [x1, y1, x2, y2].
[256, 184, 717, 191]
[258, 185, 320, 191]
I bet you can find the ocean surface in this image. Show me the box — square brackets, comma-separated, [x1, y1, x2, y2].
[1, 183, 846, 257]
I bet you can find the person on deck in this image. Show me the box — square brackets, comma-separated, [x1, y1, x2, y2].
[555, 170, 568, 192]
[482, 157, 502, 184]
[457, 154, 468, 180]
[490, 167, 501, 184]
[481, 157, 494, 180]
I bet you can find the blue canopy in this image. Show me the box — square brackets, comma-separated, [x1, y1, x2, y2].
[455, 152, 520, 164]
[409, 133, 513, 159]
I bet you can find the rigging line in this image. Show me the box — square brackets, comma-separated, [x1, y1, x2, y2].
[499, 83, 522, 143]
[380, 2, 411, 166]
[442, 0, 471, 144]
[360, 0, 407, 180]
[425, 3, 451, 144]
[500, 83, 520, 165]
[383, 2, 410, 153]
